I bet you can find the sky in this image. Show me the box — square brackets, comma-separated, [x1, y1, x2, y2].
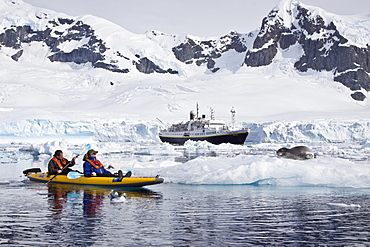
[23, 0, 370, 37]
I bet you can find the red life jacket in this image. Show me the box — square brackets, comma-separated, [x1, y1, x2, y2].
[51, 157, 67, 169]
[85, 159, 104, 169]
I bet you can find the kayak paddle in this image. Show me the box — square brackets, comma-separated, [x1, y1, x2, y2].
[67, 170, 133, 180]
[67, 171, 84, 179]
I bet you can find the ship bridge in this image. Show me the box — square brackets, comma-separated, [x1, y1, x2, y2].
[206, 120, 228, 131]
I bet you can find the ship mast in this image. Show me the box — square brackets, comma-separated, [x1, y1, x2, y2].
[210, 107, 215, 120]
[230, 106, 236, 129]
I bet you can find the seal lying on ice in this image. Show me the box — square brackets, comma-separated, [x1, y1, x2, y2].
[276, 146, 314, 160]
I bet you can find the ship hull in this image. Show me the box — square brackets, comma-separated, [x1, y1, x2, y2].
[159, 130, 248, 145]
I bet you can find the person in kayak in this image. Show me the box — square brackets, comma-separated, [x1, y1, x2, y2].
[48, 150, 76, 175]
[83, 149, 131, 180]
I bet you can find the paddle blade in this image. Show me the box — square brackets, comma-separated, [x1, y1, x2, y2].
[75, 143, 92, 158]
[124, 170, 134, 177]
[23, 168, 41, 175]
[80, 144, 91, 155]
[67, 171, 84, 179]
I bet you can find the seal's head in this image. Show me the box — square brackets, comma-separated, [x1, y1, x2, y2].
[276, 147, 289, 157]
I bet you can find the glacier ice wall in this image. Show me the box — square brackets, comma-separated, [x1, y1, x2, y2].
[0, 119, 370, 144]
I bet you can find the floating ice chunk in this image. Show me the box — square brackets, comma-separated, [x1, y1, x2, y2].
[109, 190, 127, 203]
[328, 203, 361, 208]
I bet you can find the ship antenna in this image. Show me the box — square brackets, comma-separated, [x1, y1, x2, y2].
[230, 107, 236, 129]
[210, 107, 215, 120]
[196, 102, 199, 119]
[157, 118, 168, 129]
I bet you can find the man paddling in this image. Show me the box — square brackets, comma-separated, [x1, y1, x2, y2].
[48, 150, 76, 175]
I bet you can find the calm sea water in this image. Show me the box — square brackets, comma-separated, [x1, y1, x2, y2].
[1, 146, 370, 246]
[1, 180, 370, 246]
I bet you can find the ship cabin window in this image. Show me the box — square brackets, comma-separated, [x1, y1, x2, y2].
[208, 122, 225, 130]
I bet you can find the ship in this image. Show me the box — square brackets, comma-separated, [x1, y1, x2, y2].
[158, 105, 249, 145]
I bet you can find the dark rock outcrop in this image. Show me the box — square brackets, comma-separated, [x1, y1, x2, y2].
[49, 47, 104, 64]
[244, 3, 370, 100]
[0, 17, 174, 75]
[94, 62, 130, 73]
[11, 49, 23, 61]
[245, 44, 278, 67]
[351, 91, 366, 101]
[134, 57, 178, 74]
[172, 32, 248, 72]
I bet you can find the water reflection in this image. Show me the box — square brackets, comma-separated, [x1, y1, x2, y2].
[46, 184, 162, 216]
[44, 183, 162, 246]
[47, 184, 70, 219]
[82, 189, 104, 218]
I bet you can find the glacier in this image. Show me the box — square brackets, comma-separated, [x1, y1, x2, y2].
[1, 118, 370, 144]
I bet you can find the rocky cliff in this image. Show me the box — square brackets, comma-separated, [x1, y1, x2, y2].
[244, 1, 370, 101]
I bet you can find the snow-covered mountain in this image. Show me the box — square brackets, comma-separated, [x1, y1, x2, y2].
[0, 0, 370, 143]
[1, 0, 369, 99]
[0, 0, 248, 77]
[245, 0, 370, 101]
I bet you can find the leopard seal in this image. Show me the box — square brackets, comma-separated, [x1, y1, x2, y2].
[276, 146, 314, 160]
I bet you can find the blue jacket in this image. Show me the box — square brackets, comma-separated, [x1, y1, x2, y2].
[83, 157, 111, 177]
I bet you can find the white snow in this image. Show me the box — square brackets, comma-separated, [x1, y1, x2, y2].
[271, 0, 370, 48]
[0, 0, 370, 188]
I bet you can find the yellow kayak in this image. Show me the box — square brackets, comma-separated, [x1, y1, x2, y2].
[26, 172, 164, 187]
